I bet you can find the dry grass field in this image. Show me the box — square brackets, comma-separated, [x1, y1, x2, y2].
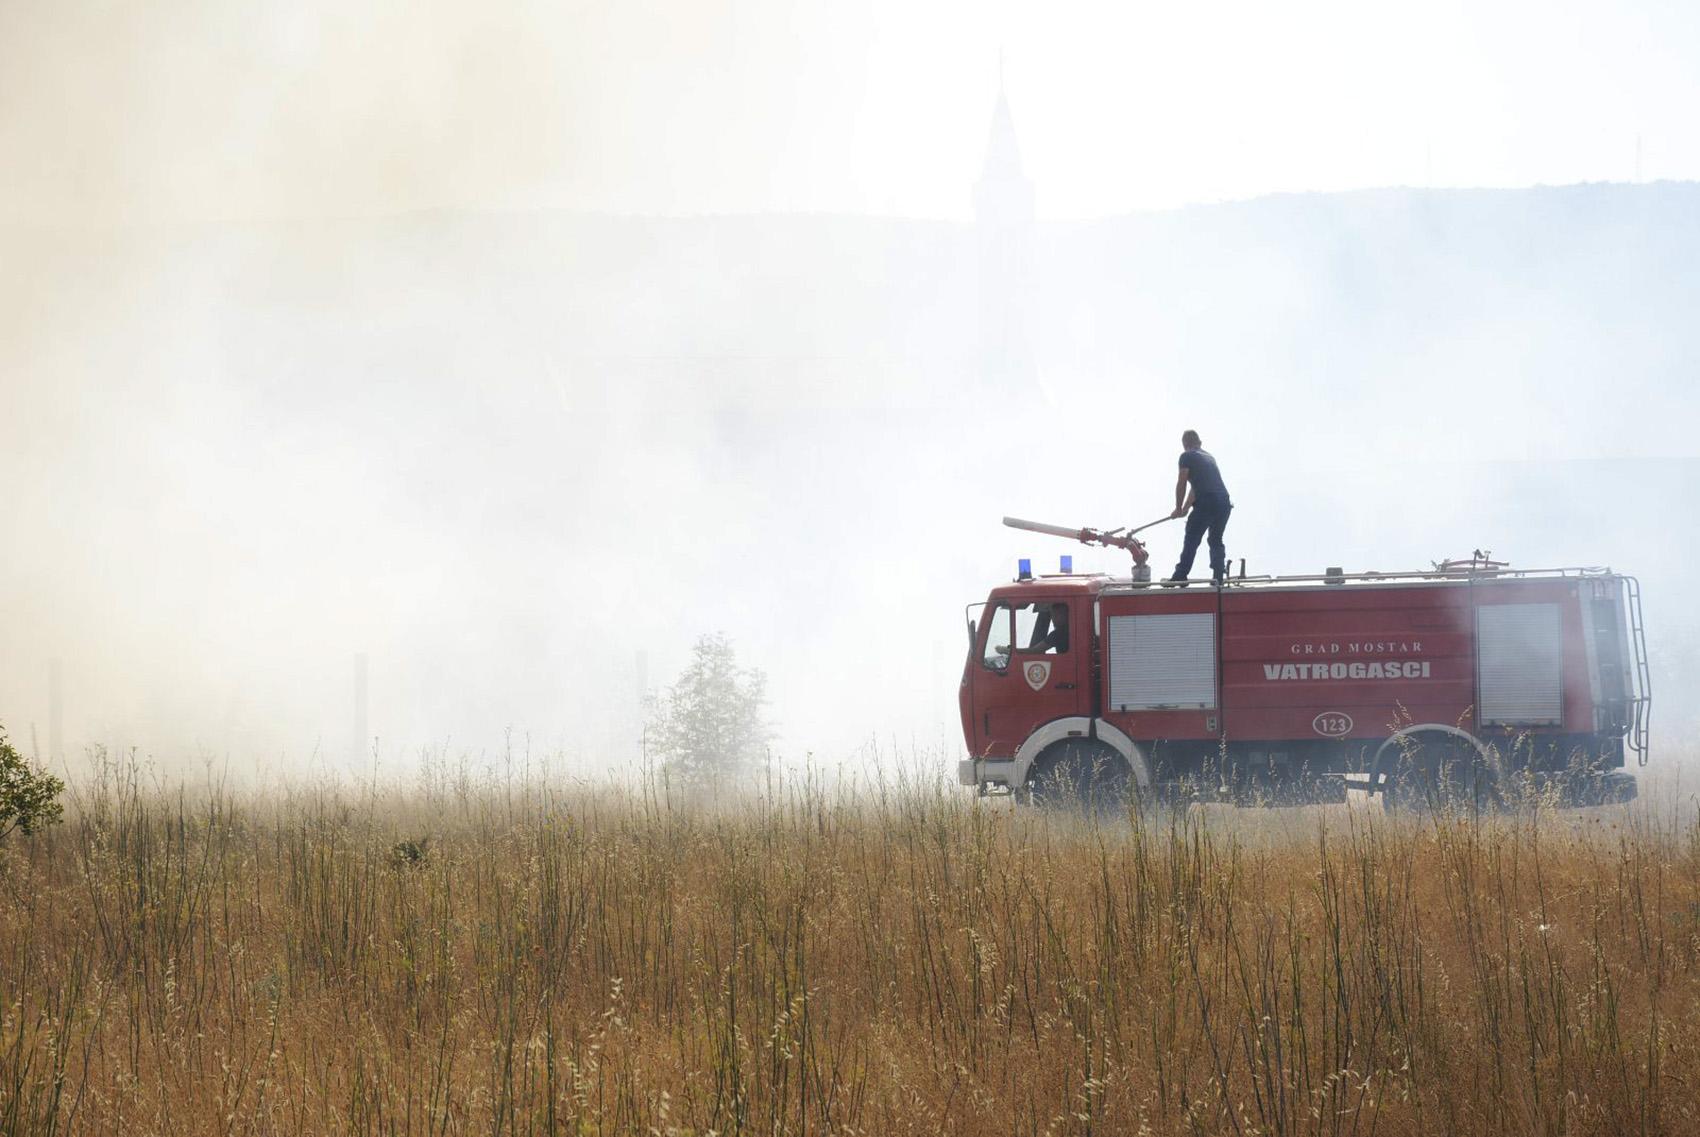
[2, 754, 1698, 1136]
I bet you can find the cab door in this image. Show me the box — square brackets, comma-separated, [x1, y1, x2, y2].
[968, 595, 1085, 757]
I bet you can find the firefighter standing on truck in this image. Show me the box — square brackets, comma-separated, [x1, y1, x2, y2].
[1166, 429, 1232, 585]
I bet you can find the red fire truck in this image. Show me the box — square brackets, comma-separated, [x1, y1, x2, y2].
[958, 522, 1650, 810]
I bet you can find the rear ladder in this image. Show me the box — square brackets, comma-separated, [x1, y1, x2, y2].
[1624, 575, 1652, 766]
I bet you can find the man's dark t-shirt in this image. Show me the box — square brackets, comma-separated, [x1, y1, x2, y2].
[1179, 448, 1230, 499]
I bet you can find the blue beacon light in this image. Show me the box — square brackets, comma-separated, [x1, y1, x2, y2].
[1060, 555, 1073, 574]
[1017, 558, 1032, 580]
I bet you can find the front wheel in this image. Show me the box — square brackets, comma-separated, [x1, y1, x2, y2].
[1023, 740, 1135, 815]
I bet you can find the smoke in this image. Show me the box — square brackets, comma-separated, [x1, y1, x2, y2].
[2, 2, 1697, 777]
[0, 0, 887, 228]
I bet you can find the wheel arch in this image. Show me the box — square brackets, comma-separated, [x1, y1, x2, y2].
[1370, 723, 1502, 791]
[1013, 717, 1151, 791]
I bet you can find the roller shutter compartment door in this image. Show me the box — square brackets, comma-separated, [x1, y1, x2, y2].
[1476, 602, 1562, 725]
[1108, 612, 1217, 711]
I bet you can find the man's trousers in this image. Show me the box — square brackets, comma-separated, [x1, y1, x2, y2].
[1173, 492, 1233, 582]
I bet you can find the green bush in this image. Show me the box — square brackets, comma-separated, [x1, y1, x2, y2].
[0, 725, 64, 840]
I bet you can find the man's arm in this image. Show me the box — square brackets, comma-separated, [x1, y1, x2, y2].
[1172, 467, 1193, 518]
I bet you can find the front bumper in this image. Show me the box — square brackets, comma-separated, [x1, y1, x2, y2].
[958, 757, 1018, 789]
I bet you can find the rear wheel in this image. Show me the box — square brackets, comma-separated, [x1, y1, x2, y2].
[1380, 731, 1499, 816]
[1023, 740, 1135, 814]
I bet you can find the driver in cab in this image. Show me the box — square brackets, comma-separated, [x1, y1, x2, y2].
[986, 602, 1069, 671]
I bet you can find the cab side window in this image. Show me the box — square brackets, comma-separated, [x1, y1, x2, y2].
[980, 604, 1013, 671]
[1015, 601, 1070, 655]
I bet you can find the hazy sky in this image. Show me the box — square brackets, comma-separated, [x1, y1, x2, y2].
[3, 0, 1697, 774]
[4, 0, 1698, 227]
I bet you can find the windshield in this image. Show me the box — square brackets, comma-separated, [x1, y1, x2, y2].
[979, 603, 1012, 671]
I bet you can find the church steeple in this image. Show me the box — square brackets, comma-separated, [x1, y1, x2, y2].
[973, 59, 1036, 391]
[974, 59, 1034, 226]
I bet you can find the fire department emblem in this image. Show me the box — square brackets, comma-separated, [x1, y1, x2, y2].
[1023, 660, 1052, 691]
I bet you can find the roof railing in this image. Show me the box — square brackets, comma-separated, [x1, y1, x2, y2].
[1100, 565, 1616, 591]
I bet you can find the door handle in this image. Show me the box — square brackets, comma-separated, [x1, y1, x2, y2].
[1057, 683, 1077, 689]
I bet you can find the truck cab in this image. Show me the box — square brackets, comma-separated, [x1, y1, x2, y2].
[961, 575, 1105, 781]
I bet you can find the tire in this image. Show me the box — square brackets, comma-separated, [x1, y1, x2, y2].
[1380, 731, 1499, 816]
[1023, 740, 1134, 814]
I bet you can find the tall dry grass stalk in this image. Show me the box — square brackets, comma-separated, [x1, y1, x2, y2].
[1, 751, 1697, 1135]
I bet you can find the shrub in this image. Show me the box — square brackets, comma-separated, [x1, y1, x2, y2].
[390, 835, 431, 867]
[644, 632, 771, 788]
[0, 724, 64, 841]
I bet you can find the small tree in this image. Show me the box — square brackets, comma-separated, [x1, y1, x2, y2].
[645, 633, 771, 788]
[0, 725, 64, 841]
